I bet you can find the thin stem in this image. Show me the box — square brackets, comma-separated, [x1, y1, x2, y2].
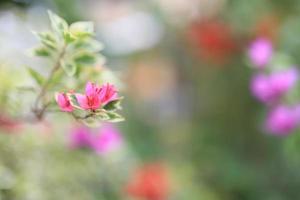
[32, 43, 67, 120]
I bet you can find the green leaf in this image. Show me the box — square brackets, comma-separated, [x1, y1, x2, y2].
[27, 67, 45, 85]
[66, 93, 82, 109]
[48, 10, 68, 38]
[81, 117, 102, 127]
[69, 21, 94, 38]
[32, 46, 51, 57]
[94, 110, 124, 122]
[64, 32, 76, 44]
[106, 112, 124, 122]
[103, 98, 123, 111]
[73, 51, 96, 65]
[61, 60, 76, 76]
[72, 39, 104, 52]
[34, 31, 57, 50]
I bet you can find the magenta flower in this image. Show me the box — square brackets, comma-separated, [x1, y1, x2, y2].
[92, 123, 122, 154]
[248, 38, 273, 68]
[75, 82, 102, 110]
[75, 82, 118, 110]
[250, 68, 299, 103]
[265, 105, 300, 135]
[69, 125, 93, 149]
[99, 83, 118, 105]
[55, 92, 73, 112]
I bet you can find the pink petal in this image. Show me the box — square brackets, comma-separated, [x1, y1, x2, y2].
[85, 81, 94, 97]
[56, 93, 73, 112]
[99, 83, 118, 105]
[75, 94, 90, 110]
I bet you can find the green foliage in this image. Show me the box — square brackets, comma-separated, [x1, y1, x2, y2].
[60, 59, 76, 76]
[103, 98, 123, 111]
[24, 10, 124, 126]
[27, 67, 45, 85]
[33, 10, 104, 76]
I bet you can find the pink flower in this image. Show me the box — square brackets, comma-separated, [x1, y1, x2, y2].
[75, 82, 102, 110]
[56, 93, 73, 112]
[69, 125, 93, 149]
[92, 123, 122, 154]
[250, 68, 298, 103]
[75, 82, 118, 110]
[265, 105, 300, 135]
[99, 83, 118, 105]
[248, 38, 273, 68]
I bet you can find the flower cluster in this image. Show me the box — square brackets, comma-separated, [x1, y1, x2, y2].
[68, 123, 123, 154]
[248, 38, 300, 135]
[56, 81, 123, 125]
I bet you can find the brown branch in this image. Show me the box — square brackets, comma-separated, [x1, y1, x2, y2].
[32, 44, 67, 120]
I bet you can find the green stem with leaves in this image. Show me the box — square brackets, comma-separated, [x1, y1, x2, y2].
[32, 43, 67, 120]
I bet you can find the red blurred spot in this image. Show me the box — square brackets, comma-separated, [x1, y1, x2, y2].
[126, 163, 170, 200]
[187, 20, 238, 64]
[0, 114, 20, 133]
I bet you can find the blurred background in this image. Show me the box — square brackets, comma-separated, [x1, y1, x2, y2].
[1, 0, 300, 199]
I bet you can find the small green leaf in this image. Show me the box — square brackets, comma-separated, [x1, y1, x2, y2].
[61, 60, 76, 76]
[27, 67, 45, 85]
[48, 10, 68, 38]
[103, 98, 123, 111]
[81, 117, 101, 127]
[64, 32, 76, 43]
[66, 93, 82, 109]
[32, 46, 51, 57]
[69, 21, 94, 38]
[34, 31, 57, 50]
[72, 39, 104, 52]
[106, 112, 124, 122]
[73, 51, 96, 65]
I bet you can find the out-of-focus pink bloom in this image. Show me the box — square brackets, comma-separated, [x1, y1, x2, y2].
[248, 38, 273, 68]
[265, 105, 300, 135]
[76, 82, 102, 110]
[92, 123, 122, 154]
[69, 125, 93, 149]
[99, 83, 118, 105]
[250, 68, 299, 103]
[56, 93, 73, 112]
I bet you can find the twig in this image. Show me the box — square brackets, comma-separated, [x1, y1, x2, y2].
[32, 43, 67, 120]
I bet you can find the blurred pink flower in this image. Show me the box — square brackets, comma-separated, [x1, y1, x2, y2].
[76, 82, 102, 110]
[99, 83, 118, 105]
[92, 123, 122, 154]
[55, 93, 73, 112]
[250, 68, 298, 103]
[69, 125, 93, 149]
[265, 105, 300, 135]
[248, 38, 273, 68]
